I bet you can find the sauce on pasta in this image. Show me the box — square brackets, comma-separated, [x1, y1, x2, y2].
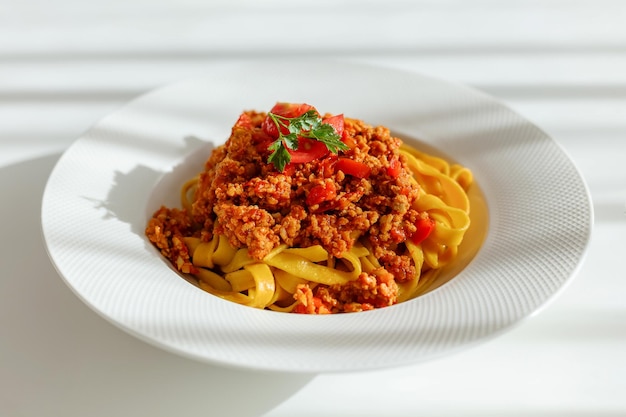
[145, 103, 473, 314]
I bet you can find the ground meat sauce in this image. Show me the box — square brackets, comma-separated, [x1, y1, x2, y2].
[147, 106, 426, 314]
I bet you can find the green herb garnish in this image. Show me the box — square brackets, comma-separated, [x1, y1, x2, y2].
[266, 109, 349, 172]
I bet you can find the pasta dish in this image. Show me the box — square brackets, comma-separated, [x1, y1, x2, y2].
[146, 102, 473, 314]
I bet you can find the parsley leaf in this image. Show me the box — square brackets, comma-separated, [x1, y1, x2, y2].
[267, 142, 292, 172]
[266, 109, 349, 171]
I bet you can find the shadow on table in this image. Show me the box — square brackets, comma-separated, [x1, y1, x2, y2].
[0, 153, 313, 417]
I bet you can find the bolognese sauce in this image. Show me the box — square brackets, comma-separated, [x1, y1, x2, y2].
[146, 102, 472, 314]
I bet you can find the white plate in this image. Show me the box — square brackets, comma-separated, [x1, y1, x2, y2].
[41, 60, 593, 373]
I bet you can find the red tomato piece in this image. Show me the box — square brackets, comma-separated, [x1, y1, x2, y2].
[387, 155, 402, 178]
[410, 216, 435, 245]
[322, 114, 345, 138]
[288, 138, 330, 164]
[233, 112, 253, 130]
[306, 182, 337, 206]
[334, 158, 371, 179]
[262, 102, 315, 138]
[320, 154, 339, 177]
[270, 102, 315, 118]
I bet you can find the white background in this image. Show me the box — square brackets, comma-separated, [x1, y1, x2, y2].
[1, 1, 625, 416]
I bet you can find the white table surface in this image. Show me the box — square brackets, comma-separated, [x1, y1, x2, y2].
[1, 1, 625, 416]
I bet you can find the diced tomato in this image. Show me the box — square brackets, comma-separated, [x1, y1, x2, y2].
[288, 138, 330, 164]
[262, 102, 315, 138]
[322, 114, 345, 138]
[233, 112, 253, 130]
[306, 181, 337, 206]
[334, 158, 371, 179]
[387, 155, 402, 178]
[319, 154, 338, 177]
[281, 164, 296, 176]
[270, 102, 315, 119]
[410, 216, 435, 245]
